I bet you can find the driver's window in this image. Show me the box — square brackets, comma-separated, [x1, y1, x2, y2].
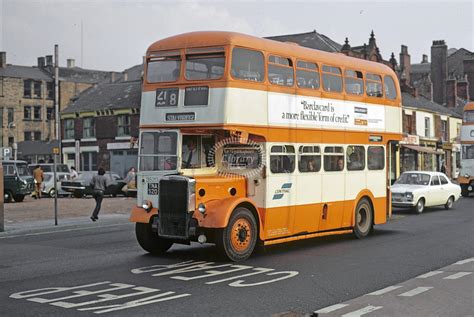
[181, 135, 215, 169]
[430, 175, 440, 186]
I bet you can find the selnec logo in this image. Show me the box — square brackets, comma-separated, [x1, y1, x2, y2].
[273, 183, 292, 200]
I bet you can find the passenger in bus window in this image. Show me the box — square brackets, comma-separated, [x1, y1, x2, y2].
[337, 158, 344, 171]
[348, 152, 363, 170]
[307, 158, 317, 172]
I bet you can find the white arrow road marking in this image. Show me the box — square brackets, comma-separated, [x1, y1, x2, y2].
[416, 271, 444, 279]
[398, 287, 433, 297]
[341, 305, 383, 317]
[443, 272, 472, 280]
[367, 285, 402, 295]
[314, 303, 348, 313]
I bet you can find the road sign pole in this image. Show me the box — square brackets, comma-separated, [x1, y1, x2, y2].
[53, 148, 59, 226]
[0, 161, 4, 232]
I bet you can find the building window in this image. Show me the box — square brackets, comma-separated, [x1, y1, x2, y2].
[47, 107, 54, 120]
[83, 117, 95, 138]
[46, 82, 54, 99]
[33, 106, 41, 120]
[0, 77, 4, 96]
[405, 114, 413, 134]
[117, 114, 131, 136]
[8, 136, 14, 147]
[0, 108, 3, 129]
[424, 117, 431, 137]
[33, 81, 42, 98]
[23, 80, 32, 97]
[24, 131, 32, 141]
[34, 131, 41, 141]
[441, 120, 448, 142]
[7, 108, 14, 124]
[24, 106, 32, 120]
[81, 152, 98, 171]
[64, 119, 75, 139]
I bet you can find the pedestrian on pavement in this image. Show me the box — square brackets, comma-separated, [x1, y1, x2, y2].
[70, 166, 78, 180]
[90, 168, 110, 222]
[33, 165, 44, 199]
[122, 167, 137, 193]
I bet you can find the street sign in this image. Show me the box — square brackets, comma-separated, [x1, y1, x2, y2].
[1, 147, 12, 159]
[53, 147, 60, 154]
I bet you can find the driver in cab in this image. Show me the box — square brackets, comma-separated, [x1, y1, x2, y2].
[182, 137, 205, 169]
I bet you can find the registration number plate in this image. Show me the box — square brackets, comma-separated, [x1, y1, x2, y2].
[148, 183, 159, 195]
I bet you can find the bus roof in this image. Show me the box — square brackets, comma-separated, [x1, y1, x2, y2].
[147, 31, 396, 77]
[464, 102, 474, 111]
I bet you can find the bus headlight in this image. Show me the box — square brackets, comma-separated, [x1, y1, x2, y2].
[142, 200, 152, 212]
[198, 203, 206, 214]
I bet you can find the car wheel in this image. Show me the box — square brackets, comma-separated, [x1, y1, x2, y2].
[13, 194, 25, 202]
[73, 192, 84, 198]
[461, 186, 469, 197]
[49, 188, 56, 198]
[216, 207, 258, 262]
[445, 196, 454, 210]
[353, 198, 374, 238]
[135, 221, 173, 254]
[4, 191, 13, 203]
[414, 198, 425, 214]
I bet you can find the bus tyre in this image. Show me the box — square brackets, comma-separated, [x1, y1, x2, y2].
[414, 198, 425, 214]
[217, 207, 257, 262]
[353, 198, 373, 239]
[444, 196, 454, 210]
[135, 222, 173, 254]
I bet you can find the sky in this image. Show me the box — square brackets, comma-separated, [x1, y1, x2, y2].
[1, 0, 473, 72]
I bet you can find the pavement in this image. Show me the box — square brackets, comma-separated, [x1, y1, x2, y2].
[0, 195, 135, 237]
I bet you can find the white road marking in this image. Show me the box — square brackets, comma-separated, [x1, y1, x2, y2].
[416, 271, 444, 279]
[398, 287, 433, 297]
[443, 272, 472, 280]
[341, 305, 383, 317]
[367, 285, 402, 295]
[314, 303, 348, 313]
[454, 258, 474, 265]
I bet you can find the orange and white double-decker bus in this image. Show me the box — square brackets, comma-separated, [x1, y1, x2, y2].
[458, 102, 474, 197]
[130, 31, 402, 261]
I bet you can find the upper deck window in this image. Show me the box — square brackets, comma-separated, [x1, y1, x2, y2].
[296, 60, 320, 89]
[464, 110, 474, 123]
[147, 50, 181, 83]
[185, 47, 225, 80]
[322, 65, 342, 93]
[366, 73, 383, 97]
[268, 55, 294, 87]
[344, 70, 364, 95]
[231, 48, 264, 82]
[384, 75, 397, 100]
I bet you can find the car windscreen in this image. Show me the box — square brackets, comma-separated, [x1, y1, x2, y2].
[395, 173, 431, 185]
[16, 164, 31, 177]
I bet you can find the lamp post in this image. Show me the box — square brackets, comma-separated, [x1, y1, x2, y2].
[7, 122, 16, 160]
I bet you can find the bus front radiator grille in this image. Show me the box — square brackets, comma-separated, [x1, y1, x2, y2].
[158, 178, 188, 237]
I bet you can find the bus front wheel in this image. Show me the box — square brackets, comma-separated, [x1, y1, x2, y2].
[135, 222, 173, 254]
[353, 198, 373, 239]
[217, 207, 258, 262]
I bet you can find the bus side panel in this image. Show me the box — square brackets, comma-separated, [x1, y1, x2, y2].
[367, 169, 387, 224]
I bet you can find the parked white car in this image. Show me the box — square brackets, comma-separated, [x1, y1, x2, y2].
[391, 171, 461, 214]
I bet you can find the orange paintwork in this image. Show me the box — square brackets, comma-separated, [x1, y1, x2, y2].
[457, 175, 474, 185]
[129, 206, 157, 223]
[194, 175, 247, 203]
[143, 31, 401, 108]
[264, 229, 353, 246]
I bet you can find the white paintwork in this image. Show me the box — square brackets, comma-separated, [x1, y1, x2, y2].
[454, 258, 474, 265]
[391, 171, 461, 208]
[416, 111, 435, 138]
[443, 272, 472, 280]
[416, 271, 444, 279]
[341, 305, 383, 317]
[367, 285, 402, 295]
[398, 286, 433, 297]
[314, 303, 349, 313]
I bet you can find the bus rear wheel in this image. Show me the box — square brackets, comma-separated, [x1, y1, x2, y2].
[353, 198, 373, 239]
[135, 222, 173, 254]
[217, 207, 257, 262]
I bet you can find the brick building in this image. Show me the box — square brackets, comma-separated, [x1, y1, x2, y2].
[60, 78, 142, 177]
[0, 51, 122, 162]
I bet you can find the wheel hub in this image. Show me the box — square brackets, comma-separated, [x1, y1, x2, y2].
[231, 219, 252, 252]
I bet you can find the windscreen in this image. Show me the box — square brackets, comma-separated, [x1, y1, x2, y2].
[395, 173, 431, 186]
[139, 131, 178, 171]
[16, 164, 31, 177]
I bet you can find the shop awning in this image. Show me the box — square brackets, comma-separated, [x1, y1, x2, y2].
[401, 144, 444, 155]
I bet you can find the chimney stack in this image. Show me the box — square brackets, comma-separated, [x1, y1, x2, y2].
[431, 40, 448, 105]
[110, 72, 116, 83]
[37, 57, 45, 68]
[45, 55, 53, 67]
[446, 76, 457, 108]
[399, 45, 411, 84]
[67, 58, 75, 68]
[0, 52, 6, 68]
[122, 71, 128, 82]
[422, 54, 428, 63]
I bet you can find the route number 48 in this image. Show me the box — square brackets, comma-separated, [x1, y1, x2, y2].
[156, 88, 179, 107]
